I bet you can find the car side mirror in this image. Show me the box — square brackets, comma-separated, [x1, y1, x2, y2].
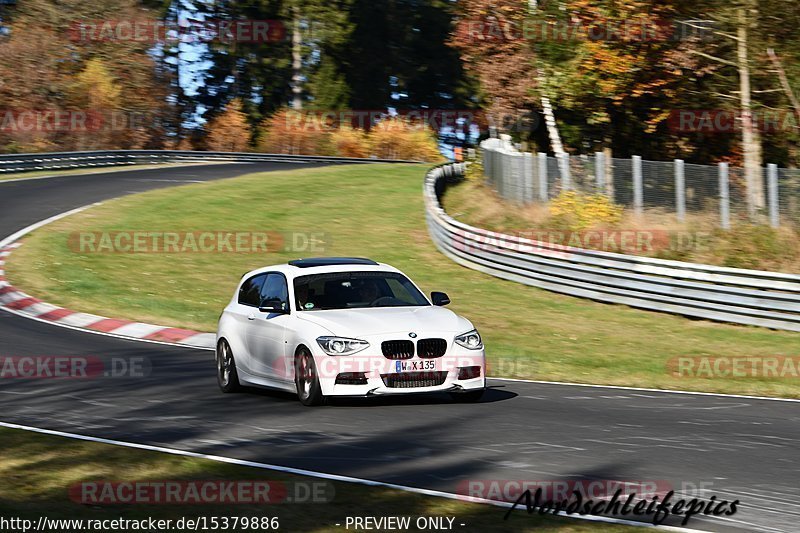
[259, 298, 289, 314]
[431, 291, 450, 306]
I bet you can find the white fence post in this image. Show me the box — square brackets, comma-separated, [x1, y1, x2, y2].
[719, 162, 730, 230]
[559, 153, 571, 190]
[595, 151, 605, 193]
[523, 152, 534, 203]
[675, 159, 685, 222]
[632, 155, 643, 215]
[768, 163, 779, 228]
[500, 152, 511, 200]
[510, 153, 524, 203]
[537, 152, 548, 202]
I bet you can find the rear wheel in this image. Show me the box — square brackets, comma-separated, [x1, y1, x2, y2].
[295, 348, 325, 406]
[449, 389, 484, 403]
[216, 339, 241, 393]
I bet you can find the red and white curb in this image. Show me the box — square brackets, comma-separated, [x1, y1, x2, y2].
[0, 241, 215, 350]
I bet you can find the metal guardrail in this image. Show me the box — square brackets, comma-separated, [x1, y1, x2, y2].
[0, 150, 418, 174]
[424, 163, 800, 333]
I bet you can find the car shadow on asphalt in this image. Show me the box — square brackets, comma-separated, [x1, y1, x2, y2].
[241, 384, 517, 407]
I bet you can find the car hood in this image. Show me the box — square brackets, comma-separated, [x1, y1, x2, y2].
[297, 306, 471, 337]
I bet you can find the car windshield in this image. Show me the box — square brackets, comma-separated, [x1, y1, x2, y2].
[293, 271, 429, 311]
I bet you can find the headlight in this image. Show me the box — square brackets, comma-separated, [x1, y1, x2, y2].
[454, 329, 483, 350]
[316, 336, 370, 356]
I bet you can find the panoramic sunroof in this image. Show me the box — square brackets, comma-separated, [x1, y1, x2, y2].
[288, 257, 379, 268]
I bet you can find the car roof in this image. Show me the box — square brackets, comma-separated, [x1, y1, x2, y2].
[241, 258, 402, 281]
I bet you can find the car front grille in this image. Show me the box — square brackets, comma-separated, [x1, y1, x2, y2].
[381, 371, 448, 389]
[417, 338, 447, 358]
[381, 340, 414, 359]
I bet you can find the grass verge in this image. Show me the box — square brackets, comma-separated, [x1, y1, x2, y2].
[0, 427, 638, 532]
[6, 163, 800, 397]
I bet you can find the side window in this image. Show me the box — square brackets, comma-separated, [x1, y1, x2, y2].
[260, 273, 289, 312]
[238, 274, 266, 307]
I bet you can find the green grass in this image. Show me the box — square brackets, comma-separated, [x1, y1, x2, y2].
[6, 163, 800, 397]
[0, 427, 635, 532]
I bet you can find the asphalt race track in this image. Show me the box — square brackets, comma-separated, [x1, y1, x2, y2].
[1, 163, 799, 532]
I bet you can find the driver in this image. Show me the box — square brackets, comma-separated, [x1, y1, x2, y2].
[357, 279, 380, 303]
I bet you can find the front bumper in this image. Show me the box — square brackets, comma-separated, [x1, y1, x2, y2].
[316, 351, 486, 396]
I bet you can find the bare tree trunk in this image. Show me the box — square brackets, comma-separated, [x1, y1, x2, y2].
[291, 7, 303, 110]
[738, 4, 764, 216]
[540, 95, 565, 157]
[767, 48, 800, 127]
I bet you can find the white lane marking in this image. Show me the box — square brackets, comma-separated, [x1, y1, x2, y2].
[0, 420, 707, 533]
[0, 162, 233, 185]
[130, 179, 205, 183]
[0, 203, 100, 250]
[492, 377, 800, 403]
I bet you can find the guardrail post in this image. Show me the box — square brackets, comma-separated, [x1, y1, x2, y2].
[523, 152, 534, 204]
[719, 162, 731, 230]
[632, 155, 643, 215]
[595, 152, 605, 194]
[675, 159, 685, 222]
[537, 152, 548, 202]
[768, 163, 779, 228]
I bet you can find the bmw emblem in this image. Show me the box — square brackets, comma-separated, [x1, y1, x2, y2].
[408, 332, 417, 338]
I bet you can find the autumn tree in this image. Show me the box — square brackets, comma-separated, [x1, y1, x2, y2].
[205, 99, 252, 152]
[0, 0, 170, 152]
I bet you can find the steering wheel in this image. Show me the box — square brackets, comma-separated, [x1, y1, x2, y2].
[369, 296, 396, 307]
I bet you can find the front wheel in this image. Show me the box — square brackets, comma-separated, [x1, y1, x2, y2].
[295, 348, 325, 406]
[216, 339, 241, 393]
[449, 389, 484, 403]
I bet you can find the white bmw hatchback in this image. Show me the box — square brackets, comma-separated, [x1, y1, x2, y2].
[216, 257, 486, 406]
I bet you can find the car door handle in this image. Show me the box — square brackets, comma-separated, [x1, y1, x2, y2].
[247, 313, 256, 320]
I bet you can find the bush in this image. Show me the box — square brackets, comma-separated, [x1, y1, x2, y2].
[330, 126, 370, 158]
[257, 109, 333, 155]
[368, 118, 445, 162]
[548, 190, 624, 231]
[464, 151, 484, 181]
[205, 99, 251, 152]
[257, 111, 444, 162]
[709, 223, 797, 271]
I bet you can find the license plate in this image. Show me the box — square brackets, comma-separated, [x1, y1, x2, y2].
[395, 360, 437, 372]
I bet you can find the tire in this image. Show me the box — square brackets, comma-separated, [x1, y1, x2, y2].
[216, 339, 241, 393]
[449, 389, 485, 403]
[295, 348, 325, 406]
